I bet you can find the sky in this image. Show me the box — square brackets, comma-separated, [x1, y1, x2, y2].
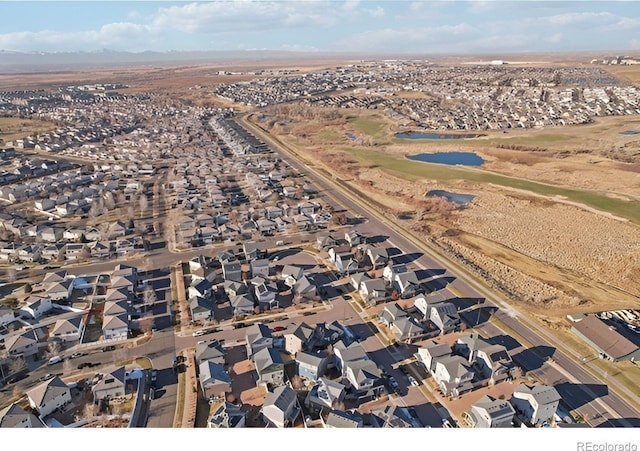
[0, 1, 639, 55]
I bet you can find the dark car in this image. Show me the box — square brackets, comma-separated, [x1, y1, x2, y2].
[102, 346, 116, 352]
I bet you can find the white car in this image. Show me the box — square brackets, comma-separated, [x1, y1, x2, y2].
[408, 376, 419, 387]
[192, 330, 205, 337]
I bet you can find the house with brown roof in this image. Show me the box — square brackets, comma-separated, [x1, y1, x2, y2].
[570, 315, 640, 362]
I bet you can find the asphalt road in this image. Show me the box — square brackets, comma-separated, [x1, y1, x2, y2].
[239, 114, 640, 427]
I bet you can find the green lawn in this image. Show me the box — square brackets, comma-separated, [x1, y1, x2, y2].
[347, 116, 386, 138]
[316, 128, 344, 143]
[342, 147, 640, 224]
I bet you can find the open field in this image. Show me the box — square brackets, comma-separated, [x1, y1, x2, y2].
[0, 117, 58, 143]
[255, 106, 640, 319]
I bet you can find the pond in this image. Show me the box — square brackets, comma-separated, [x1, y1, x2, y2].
[426, 190, 475, 205]
[407, 152, 485, 166]
[620, 130, 640, 136]
[395, 132, 483, 140]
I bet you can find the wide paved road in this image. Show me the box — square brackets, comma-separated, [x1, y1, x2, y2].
[239, 114, 640, 427]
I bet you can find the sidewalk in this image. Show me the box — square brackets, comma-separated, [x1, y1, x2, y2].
[180, 349, 198, 428]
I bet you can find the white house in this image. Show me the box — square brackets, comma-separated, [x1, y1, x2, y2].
[20, 295, 52, 320]
[50, 316, 85, 342]
[0, 305, 15, 327]
[26, 376, 72, 417]
[102, 314, 128, 340]
[511, 384, 562, 426]
[261, 385, 301, 428]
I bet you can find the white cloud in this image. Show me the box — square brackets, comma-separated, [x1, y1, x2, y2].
[0, 23, 157, 52]
[546, 11, 617, 26]
[367, 6, 385, 18]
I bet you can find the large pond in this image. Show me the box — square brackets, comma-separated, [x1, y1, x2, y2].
[395, 132, 483, 140]
[426, 190, 475, 205]
[407, 152, 485, 166]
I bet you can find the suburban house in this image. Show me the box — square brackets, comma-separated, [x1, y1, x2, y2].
[4, 332, 38, 358]
[208, 402, 247, 428]
[254, 347, 285, 386]
[416, 341, 453, 373]
[188, 278, 213, 300]
[102, 314, 128, 340]
[231, 294, 256, 317]
[0, 403, 45, 428]
[391, 316, 426, 343]
[456, 334, 517, 384]
[251, 279, 279, 311]
[350, 272, 371, 291]
[326, 410, 364, 428]
[426, 302, 461, 335]
[296, 350, 331, 381]
[198, 360, 232, 400]
[359, 278, 387, 302]
[366, 246, 388, 269]
[345, 230, 364, 247]
[433, 355, 475, 397]
[44, 280, 73, 301]
[305, 378, 346, 415]
[50, 316, 85, 342]
[189, 296, 214, 323]
[195, 340, 226, 365]
[292, 275, 317, 301]
[250, 258, 270, 278]
[334, 341, 383, 400]
[245, 323, 273, 358]
[0, 305, 15, 328]
[393, 271, 421, 298]
[281, 265, 304, 288]
[20, 295, 52, 320]
[511, 384, 562, 426]
[370, 405, 421, 428]
[334, 252, 358, 275]
[378, 303, 408, 328]
[222, 261, 243, 283]
[383, 263, 407, 283]
[261, 385, 301, 428]
[26, 376, 72, 417]
[468, 395, 515, 428]
[92, 367, 127, 403]
[283, 322, 315, 356]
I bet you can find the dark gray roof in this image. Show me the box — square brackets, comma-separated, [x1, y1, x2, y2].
[326, 410, 363, 428]
[514, 384, 562, 405]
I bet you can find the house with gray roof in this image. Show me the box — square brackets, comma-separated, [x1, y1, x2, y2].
[427, 302, 461, 335]
[350, 271, 371, 291]
[208, 402, 247, 428]
[199, 360, 232, 400]
[189, 296, 214, 323]
[391, 316, 426, 343]
[261, 385, 301, 428]
[366, 246, 388, 269]
[20, 295, 52, 320]
[195, 340, 226, 365]
[92, 367, 127, 403]
[416, 341, 452, 373]
[369, 405, 421, 428]
[378, 303, 407, 328]
[26, 376, 72, 417]
[293, 275, 317, 301]
[281, 265, 304, 288]
[0, 305, 15, 328]
[0, 403, 45, 428]
[50, 316, 85, 342]
[4, 331, 38, 358]
[245, 323, 273, 358]
[393, 271, 421, 298]
[433, 355, 474, 397]
[305, 378, 346, 415]
[222, 261, 243, 283]
[250, 258, 270, 278]
[475, 343, 516, 384]
[102, 313, 128, 340]
[469, 395, 515, 428]
[511, 384, 562, 426]
[326, 410, 363, 428]
[254, 347, 285, 386]
[359, 278, 387, 302]
[283, 322, 315, 356]
[296, 350, 331, 381]
[230, 294, 255, 317]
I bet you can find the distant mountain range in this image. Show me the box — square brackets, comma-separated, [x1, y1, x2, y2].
[0, 49, 374, 72]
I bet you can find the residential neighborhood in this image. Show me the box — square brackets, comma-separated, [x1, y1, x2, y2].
[1, 60, 639, 431]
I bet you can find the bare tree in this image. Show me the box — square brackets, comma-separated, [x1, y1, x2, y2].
[138, 194, 148, 218]
[290, 374, 304, 390]
[5, 267, 16, 283]
[44, 341, 61, 359]
[12, 384, 24, 400]
[138, 316, 154, 335]
[142, 285, 157, 312]
[8, 356, 26, 376]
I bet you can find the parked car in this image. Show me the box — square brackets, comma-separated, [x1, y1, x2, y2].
[70, 352, 87, 359]
[48, 356, 63, 365]
[388, 377, 399, 390]
[40, 373, 56, 382]
[102, 346, 116, 352]
[272, 326, 286, 332]
[192, 330, 206, 337]
[408, 376, 419, 387]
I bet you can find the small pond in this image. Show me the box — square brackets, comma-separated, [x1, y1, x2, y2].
[407, 152, 485, 166]
[426, 190, 475, 205]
